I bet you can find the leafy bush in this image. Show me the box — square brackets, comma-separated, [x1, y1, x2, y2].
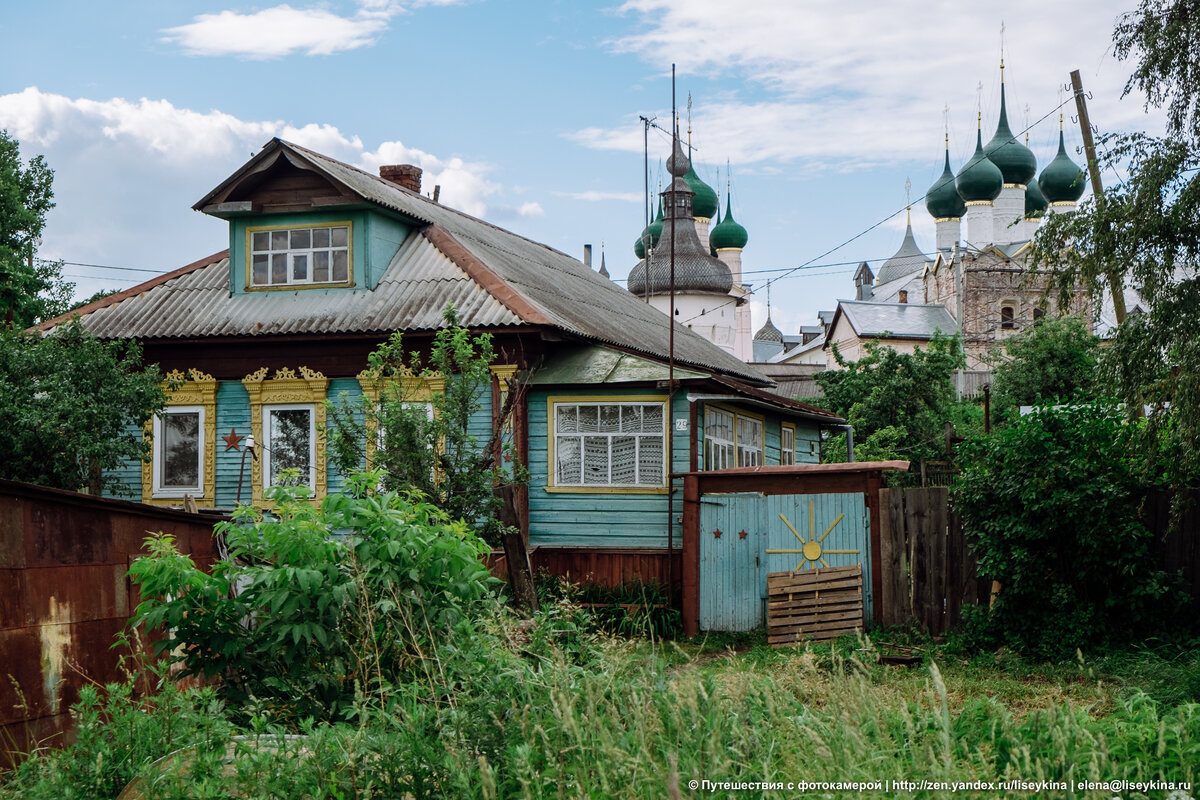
[954, 403, 1189, 658]
[987, 315, 1102, 423]
[128, 473, 499, 722]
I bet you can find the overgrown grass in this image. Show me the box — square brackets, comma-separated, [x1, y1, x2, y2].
[5, 612, 1198, 799]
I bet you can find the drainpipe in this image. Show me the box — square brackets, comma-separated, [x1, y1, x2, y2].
[837, 424, 855, 463]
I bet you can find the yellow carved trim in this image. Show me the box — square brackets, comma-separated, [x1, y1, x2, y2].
[142, 370, 218, 508]
[243, 366, 329, 505]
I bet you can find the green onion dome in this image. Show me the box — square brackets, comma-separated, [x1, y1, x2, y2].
[984, 83, 1038, 186]
[956, 124, 1004, 203]
[1039, 129, 1087, 204]
[709, 194, 749, 250]
[1025, 174, 1048, 216]
[684, 164, 719, 220]
[633, 198, 664, 259]
[925, 145, 967, 219]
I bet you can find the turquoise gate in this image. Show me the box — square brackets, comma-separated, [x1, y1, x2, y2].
[681, 462, 908, 637]
[698, 491, 872, 631]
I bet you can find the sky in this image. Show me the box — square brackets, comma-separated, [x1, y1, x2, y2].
[0, 0, 1162, 335]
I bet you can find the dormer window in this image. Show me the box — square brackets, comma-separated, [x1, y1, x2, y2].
[248, 223, 351, 288]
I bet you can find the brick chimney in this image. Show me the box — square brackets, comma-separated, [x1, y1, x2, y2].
[379, 164, 422, 193]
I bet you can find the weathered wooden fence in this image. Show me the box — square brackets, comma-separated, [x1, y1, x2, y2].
[878, 487, 988, 634]
[878, 486, 1200, 635]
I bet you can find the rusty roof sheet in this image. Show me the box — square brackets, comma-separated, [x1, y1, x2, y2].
[54, 139, 768, 385]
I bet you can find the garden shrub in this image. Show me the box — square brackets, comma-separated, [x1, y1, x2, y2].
[128, 472, 499, 723]
[954, 403, 1189, 658]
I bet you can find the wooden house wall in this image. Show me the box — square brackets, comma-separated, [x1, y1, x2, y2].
[695, 401, 822, 470]
[526, 388, 688, 549]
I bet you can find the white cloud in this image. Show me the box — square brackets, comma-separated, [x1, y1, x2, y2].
[517, 201, 545, 217]
[555, 190, 643, 203]
[581, 0, 1156, 175]
[162, 4, 392, 59]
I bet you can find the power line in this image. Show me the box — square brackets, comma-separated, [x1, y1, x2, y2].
[38, 257, 169, 275]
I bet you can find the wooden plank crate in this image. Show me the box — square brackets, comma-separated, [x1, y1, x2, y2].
[766, 564, 864, 648]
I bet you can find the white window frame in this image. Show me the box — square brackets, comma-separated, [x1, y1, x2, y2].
[247, 223, 351, 288]
[262, 403, 317, 489]
[703, 407, 735, 471]
[152, 405, 205, 498]
[551, 400, 667, 489]
[737, 415, 764, 467]
[780, 423, 796, 466]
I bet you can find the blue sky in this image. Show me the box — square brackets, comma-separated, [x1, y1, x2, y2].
[0, 0, 1157, 334]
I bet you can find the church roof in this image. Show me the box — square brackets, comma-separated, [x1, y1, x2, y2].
[830, 300, 959, 340]
[874, 221, 932, 285]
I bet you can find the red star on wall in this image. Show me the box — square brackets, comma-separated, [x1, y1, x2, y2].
[222, 428, 244, 451]
[738, 530, 749, 539]
[712, 528, 723, 539]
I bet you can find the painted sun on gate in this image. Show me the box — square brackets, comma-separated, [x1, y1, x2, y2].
[766, 500, 860, 570]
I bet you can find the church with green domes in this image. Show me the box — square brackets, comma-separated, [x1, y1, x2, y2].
[625, 137, 754, 361]
[832, 63, 1093, 371]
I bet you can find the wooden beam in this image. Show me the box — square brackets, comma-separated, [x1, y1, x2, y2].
[682, 475, 700, 637]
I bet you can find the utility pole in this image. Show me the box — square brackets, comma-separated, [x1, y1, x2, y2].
[1070, 69, 1127, 325]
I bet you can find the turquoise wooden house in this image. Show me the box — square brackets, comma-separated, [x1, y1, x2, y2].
[41, 139, 843, 587]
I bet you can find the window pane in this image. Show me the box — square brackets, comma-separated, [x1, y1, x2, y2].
[290, 229, 311, 249]
[271, 253, 287, 284]
[269, 408, 312, 486]
[312, 227, 330, 247]
[557, 405, 578, 433]
[252, 231, 269, 251]
[162, 412, 199, 488]
[583, 436, 608, 484]
[331, 226, 349, 247]
[557, 437, 581, 484]
[599, 405, 620, 433]
[638, 436, 664, 484]
[577, 405, 598, 432]
[252, 254, 269, 285]
[611, 436, 636, 484]
[332, 250, 348, 282]
[313, 251, 329, 282]
[271, 230, 289, 250]
[292, 254, 308, 282]
[621, 405, 641, 432]
[642, 404, 663, 432]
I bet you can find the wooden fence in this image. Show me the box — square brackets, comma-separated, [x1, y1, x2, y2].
[878, 487, 988, 634]
[878, 486, 1200, 635]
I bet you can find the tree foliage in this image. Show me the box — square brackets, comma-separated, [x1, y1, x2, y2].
[988, 316, 1102, 420]
[129, 476, 497, 723]
[326, 305, 524, 543]
[1029, 1, 1200, 486]
[0, 319, 169, 494]
[0, 129, 72, 327]
[955, 404, 1187, 659]
[815, 333, 965, 463]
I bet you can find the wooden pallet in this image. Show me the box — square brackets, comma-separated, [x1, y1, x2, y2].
[766, 564, 864, 648]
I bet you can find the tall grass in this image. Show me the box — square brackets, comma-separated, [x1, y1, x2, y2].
[4, 616, 1197, 799]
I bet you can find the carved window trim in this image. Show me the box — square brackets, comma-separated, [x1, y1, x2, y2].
[142, 369, 217, 508]
[243, 366, 329, 504]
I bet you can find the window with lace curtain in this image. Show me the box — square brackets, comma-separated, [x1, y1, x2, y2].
[551, 401, 666, 488]
[704, 405, 764, 468]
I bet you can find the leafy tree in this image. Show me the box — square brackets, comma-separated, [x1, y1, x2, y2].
[1029, 1, 1200, 485]
[955, 403, 1187, 658]
[0, 130, 72, 327]
[816, 333, 965, 463]
[987, 316, 1102, 421]
[129, 476, 497, 722]
[0, 319, 169, 494]
[327, 305, 525, 544]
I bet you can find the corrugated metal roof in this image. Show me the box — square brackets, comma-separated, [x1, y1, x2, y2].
[530, 345, 709, 385]
[837, 300, 959, 339]
[65, 138, 768, 385]
[69, 233, 522, 340]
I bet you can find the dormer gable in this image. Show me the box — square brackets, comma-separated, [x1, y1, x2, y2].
[196, 140, 420, 295]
